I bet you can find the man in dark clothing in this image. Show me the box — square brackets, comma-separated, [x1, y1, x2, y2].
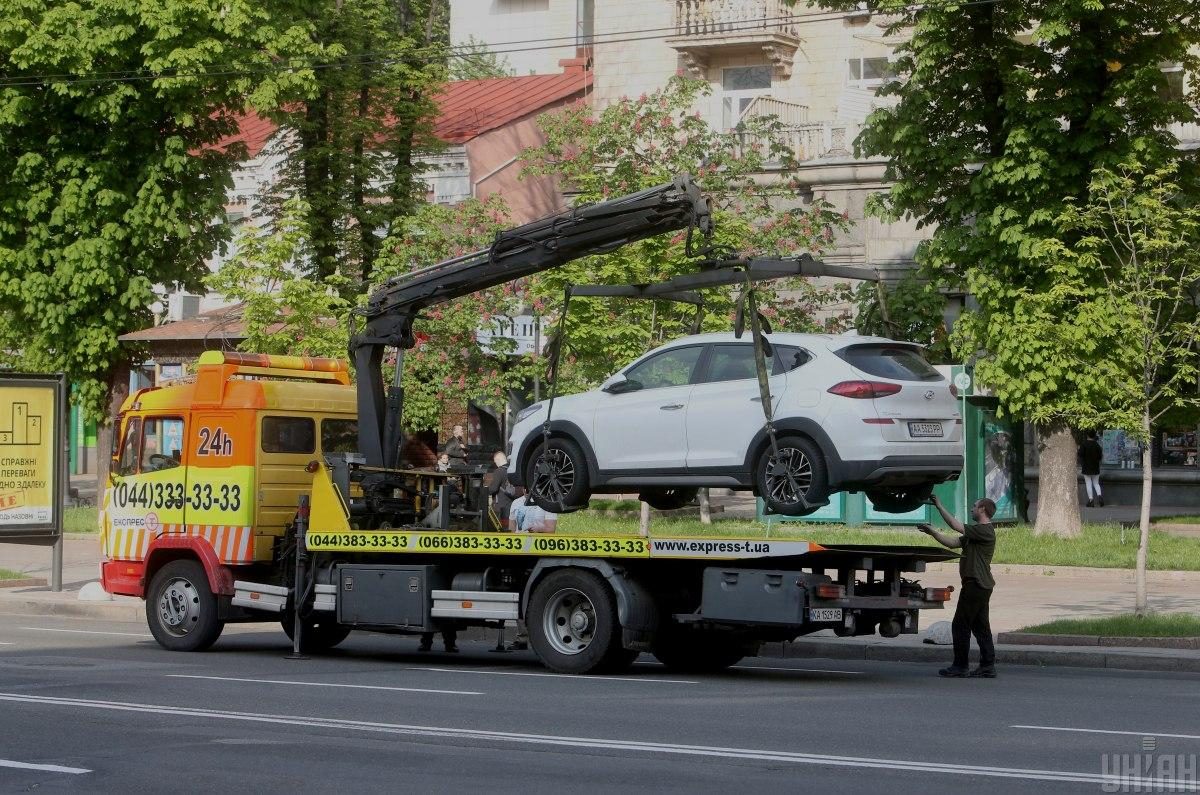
[442, 424, 468, 468]
[1080, 430, 1104, 507]
[920, 494, 998, 679]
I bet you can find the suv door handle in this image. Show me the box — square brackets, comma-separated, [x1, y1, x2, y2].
[660, 404, 684, 411]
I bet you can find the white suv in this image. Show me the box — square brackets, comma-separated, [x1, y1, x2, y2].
[508, 332, 963, 516]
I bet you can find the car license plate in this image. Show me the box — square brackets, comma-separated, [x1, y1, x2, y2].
[908, 422, 943, 437]
[809, 608, 843, 622]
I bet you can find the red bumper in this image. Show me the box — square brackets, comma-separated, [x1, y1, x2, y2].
[101, 560, 145, 598]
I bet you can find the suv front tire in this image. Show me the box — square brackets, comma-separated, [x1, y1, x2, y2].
[525, 436, 590, 513]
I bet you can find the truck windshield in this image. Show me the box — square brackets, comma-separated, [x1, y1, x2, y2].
[837, 344, 941, 382]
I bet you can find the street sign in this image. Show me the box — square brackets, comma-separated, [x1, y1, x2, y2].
[953, 371, 973, 394]
[0, 373, 65, 542]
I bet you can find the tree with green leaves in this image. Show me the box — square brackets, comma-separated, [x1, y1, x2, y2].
[206, 200, 352, 359]
[852, 273, 952, 363]
[814, 0, 1200, 537]
[450, 35, 515, 80]
[521, 76, 851, 394]
[1045, 160, 1200, 613]
[269, 0, 449, 285]
[0, 0, 316, 486]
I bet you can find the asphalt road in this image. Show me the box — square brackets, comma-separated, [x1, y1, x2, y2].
[1, 614, 1197, 793]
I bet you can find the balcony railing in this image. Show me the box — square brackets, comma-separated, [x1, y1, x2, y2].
[1169, 119, 1200, 146]
[674, 0, 798, 38]
[741, 96, 809, 127]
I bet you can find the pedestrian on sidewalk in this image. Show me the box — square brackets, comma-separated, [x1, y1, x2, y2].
[1080, 430, 1104, 507]
[919, 494, 997, 679]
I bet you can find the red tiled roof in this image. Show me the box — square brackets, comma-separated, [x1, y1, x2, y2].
[212, 62, 591, 154]
[212, 111, 278, 159]
[433, 68, 592, 144]
[119, 304, 251, 342]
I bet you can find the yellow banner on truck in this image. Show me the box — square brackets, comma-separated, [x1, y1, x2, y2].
[0, 374, 65, 539]
[306, 530, 821, 560]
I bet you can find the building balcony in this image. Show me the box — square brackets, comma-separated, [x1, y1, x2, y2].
[733, 97, 861, 163]
[666, 0, 801, 79]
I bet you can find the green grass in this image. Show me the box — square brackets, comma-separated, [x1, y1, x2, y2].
[0, 568, 26, 581]
[64, 506, 100, 533]
[557, 514, 1200, 571]
[1018, 613, 1200, 637]
[1155, 515, 1200, 525]
[584, 499, 643, 512]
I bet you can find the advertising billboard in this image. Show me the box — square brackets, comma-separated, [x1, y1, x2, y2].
[0, 373, 65, 541]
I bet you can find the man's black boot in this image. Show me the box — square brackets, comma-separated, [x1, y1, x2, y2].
[938, 666, 969, 678]
[1098, 496, 1104, 507]
[1086, 499, 1094, 508]
[969, 666, 997, 678]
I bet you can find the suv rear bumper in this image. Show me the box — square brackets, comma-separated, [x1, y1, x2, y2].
[835, 455, 963, 488]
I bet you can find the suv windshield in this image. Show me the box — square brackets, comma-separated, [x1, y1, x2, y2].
[837, 344, 941, 381]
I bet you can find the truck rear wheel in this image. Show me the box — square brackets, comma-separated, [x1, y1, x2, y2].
[282, 613, 352, 653]
[528, 569, 628, 674]
[653, 628, 750, 673]
[146, 560, 225, 652]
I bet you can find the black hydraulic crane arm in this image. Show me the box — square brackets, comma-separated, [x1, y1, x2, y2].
[351, 174, 713, 468]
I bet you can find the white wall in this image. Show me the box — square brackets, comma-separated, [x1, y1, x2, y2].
[451, 0, 580, 75]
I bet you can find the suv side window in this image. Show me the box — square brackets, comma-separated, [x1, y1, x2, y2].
[625, 346, 704, 390]
[772, 345, 812, 375]
[702, 344, 759, 383]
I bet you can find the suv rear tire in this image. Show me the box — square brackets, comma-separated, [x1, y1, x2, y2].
[755, 435, 829, 516]
[525, 437, 590, 513]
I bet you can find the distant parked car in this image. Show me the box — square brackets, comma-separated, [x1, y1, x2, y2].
[508, 332, 963, 516]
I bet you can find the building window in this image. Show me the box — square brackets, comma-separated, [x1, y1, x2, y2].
[721, 65, 772, 130]
[1159, 64, 1186, 102]
[847, 56, 893, 90]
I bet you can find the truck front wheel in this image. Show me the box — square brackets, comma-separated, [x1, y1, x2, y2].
[146, 560, 225, 652]
[528, 569, 628, 674]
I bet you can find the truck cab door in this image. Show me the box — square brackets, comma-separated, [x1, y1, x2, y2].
[105, 414, 190, 561]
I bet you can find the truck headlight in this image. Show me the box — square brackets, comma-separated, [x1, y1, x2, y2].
[514, 403, 543, 424]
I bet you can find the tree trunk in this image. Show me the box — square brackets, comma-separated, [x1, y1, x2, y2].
[1135, 408, 1153, 617]
[1033, 420, 1082, 538]
[95, 363, 131, 497]
[698, 488, 711, 525]
[638, 500, 650, 538]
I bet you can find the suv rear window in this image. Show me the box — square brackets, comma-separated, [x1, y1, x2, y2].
[837, 344, 941, 381]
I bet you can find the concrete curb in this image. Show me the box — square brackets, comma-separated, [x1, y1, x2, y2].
[997, 632, 1200, 650]
[0, 578, 48, 589]
[0, 594, 144, 622]
[759, 639, 1200, 673]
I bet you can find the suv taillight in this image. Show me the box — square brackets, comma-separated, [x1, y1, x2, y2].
[827, 381, 902, 399]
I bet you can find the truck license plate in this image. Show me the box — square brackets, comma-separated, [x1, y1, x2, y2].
[809, 608, 843, 622]
[908, 422, 943, 437]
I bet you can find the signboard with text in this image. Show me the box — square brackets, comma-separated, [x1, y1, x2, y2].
[0, 373, 65, 541]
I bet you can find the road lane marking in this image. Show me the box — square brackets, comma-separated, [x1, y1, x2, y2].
[0, 692, 1194, 789]
[732, 665, 864, 675]
[18, 627, 152, 638]
[404, 666, 699, 684]
[0, 758, 90, 775]
[0, 642, 14, 645]
[167, 674, 482, 696]
[1014, 725, 1200, 741]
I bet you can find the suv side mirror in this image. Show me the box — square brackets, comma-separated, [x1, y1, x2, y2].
[602, 375, 642, 395]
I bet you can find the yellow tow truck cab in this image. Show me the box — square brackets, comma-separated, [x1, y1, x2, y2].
[100, 351, 356, 598]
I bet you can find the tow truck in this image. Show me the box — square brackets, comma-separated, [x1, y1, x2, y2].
[102, 175, 958, 674]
